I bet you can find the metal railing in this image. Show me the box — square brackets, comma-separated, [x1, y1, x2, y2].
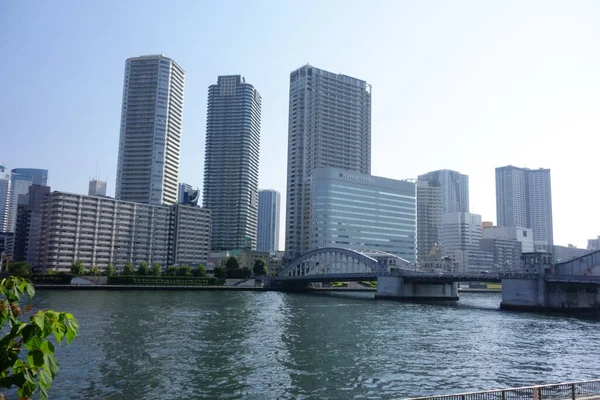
[407, 379, 600, 400]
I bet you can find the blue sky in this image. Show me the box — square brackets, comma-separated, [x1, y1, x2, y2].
[2, 0, 599, 248]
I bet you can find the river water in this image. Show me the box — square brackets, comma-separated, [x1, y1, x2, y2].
[29, 290, 600, 399]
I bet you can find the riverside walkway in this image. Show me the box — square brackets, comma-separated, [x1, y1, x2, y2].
[408, 379, 600, 400]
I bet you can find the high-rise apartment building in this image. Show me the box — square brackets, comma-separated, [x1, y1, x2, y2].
[552, 244, 593, 263]
[7, 168, 48, 232]
[417, 169, 469, 214]
[417, 181, 443, 262]
[88, 179, 107, 197]
[115, 55, 185, 205]
[11, 184, 50, 265]
[203, 75, 261, 251]
[257, 190, 281, 252]
[496, 166, 553, 250]
[285, 65, 371, 259]
[0, 165, 10, 232]
[311, 168, 416, 261]
[39, 192, 211, 269]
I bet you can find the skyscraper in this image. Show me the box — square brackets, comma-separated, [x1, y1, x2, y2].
[7, 168, 48, 232]
[178, 183, 199, 206]
[285, 65, 372, 259]
[88, 179, 107, 197]
[203, 75, 261, 251]
[115, 55, 185, 205]
[496, 166, 553, 250]
[257, 190, 281, 252]
[0, 165, 10, 232]
[417, 169, 469, 214]
[417, 180, 443, 262]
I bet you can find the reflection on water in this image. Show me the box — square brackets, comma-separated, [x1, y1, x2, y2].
[32, 290, 600, 399]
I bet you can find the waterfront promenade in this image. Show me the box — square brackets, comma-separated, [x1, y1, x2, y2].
[409, 379, 600, 400]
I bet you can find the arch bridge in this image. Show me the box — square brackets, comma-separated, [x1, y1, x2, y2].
[277, 247, 415, 282]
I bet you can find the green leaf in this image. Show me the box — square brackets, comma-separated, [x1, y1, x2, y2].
[65, 326, 76, 344]
[27, 349, 44, 369]
[25, 282, 35, 298]
[40, 340, 55, 355]
[24, 336, 43, 351]
[44, 353, 59, 375]
[34, 312, 45, 330]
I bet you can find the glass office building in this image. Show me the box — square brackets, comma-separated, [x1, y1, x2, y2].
[311, 168, 416, 261]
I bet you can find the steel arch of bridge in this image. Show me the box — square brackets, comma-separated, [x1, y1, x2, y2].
[278, 247, 411, 277]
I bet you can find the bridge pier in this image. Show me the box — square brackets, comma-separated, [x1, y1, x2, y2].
[375, 276, 459, 301]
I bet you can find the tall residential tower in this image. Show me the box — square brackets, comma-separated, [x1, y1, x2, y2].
[203, 75, 261, 251]
[257, 190, 281, 252]
[115, 55, 185, 205]
[496, 166, 553, 250]
[0, 166, 10, 232]
[7, 168, 48, 232]
[285, 65, 371, 259]
[417, 169, 469, 214]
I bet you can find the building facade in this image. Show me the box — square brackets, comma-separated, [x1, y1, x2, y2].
[552, 244, 593, 263]
[285, 65, 372, 260]
[311, 168, 416, 261]
[203, 75, 261, 251]
[479, 238, 523, 272]
[11, 185, 50, 265]
[88, 179, 107, 197]
[0, 165, 10, 232]
[417, 169, 469, 214]
[416, 180, 443, 262]
[257, 190, 280, 252]
[440, 212, 482, 254]
[178, 183, 199, 206]
[495, 166, 553, 250]
[483, 226, 534, 253]
[115, 55, 185, 205]
[7, 168, 48, 232]
[39, 192, 210, 269]
[172, 204, 211, 267]
[589, 236, 600, 251]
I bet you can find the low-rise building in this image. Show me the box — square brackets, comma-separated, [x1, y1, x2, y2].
[479, 238, 522, 272]
[311, 167, 417, 261]
[483, 226, 534, 253]
[552, 244, 593, 263]
[39, 191, 211, 270]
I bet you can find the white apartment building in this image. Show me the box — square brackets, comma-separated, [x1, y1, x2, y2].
[115, 55, 185, 206]
[39, 192, 210, 269]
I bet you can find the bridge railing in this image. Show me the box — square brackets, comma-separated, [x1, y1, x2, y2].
[407, 379, 600, 400]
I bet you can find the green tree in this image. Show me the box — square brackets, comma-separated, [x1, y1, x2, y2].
[225, 257, 240, 278]
[213, 265, 226, 279]
[0, 276, 79, 400]
[225, 256, 239, 270]
[192, 264, 207, 278]
[176, 265, 192, 277]
[122, 262, 134, 275]
[240, 267, 252, 279]
[8, 261, 31, 276]
[151, 262, 162, 276]
[106, 264, 116, 277]
[137, 261, 149, 276]
[89, 266, 101, 277]
[70, 260, 85, 276]
[164, 266, 178, 276]
[252, 259, 268, 276]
